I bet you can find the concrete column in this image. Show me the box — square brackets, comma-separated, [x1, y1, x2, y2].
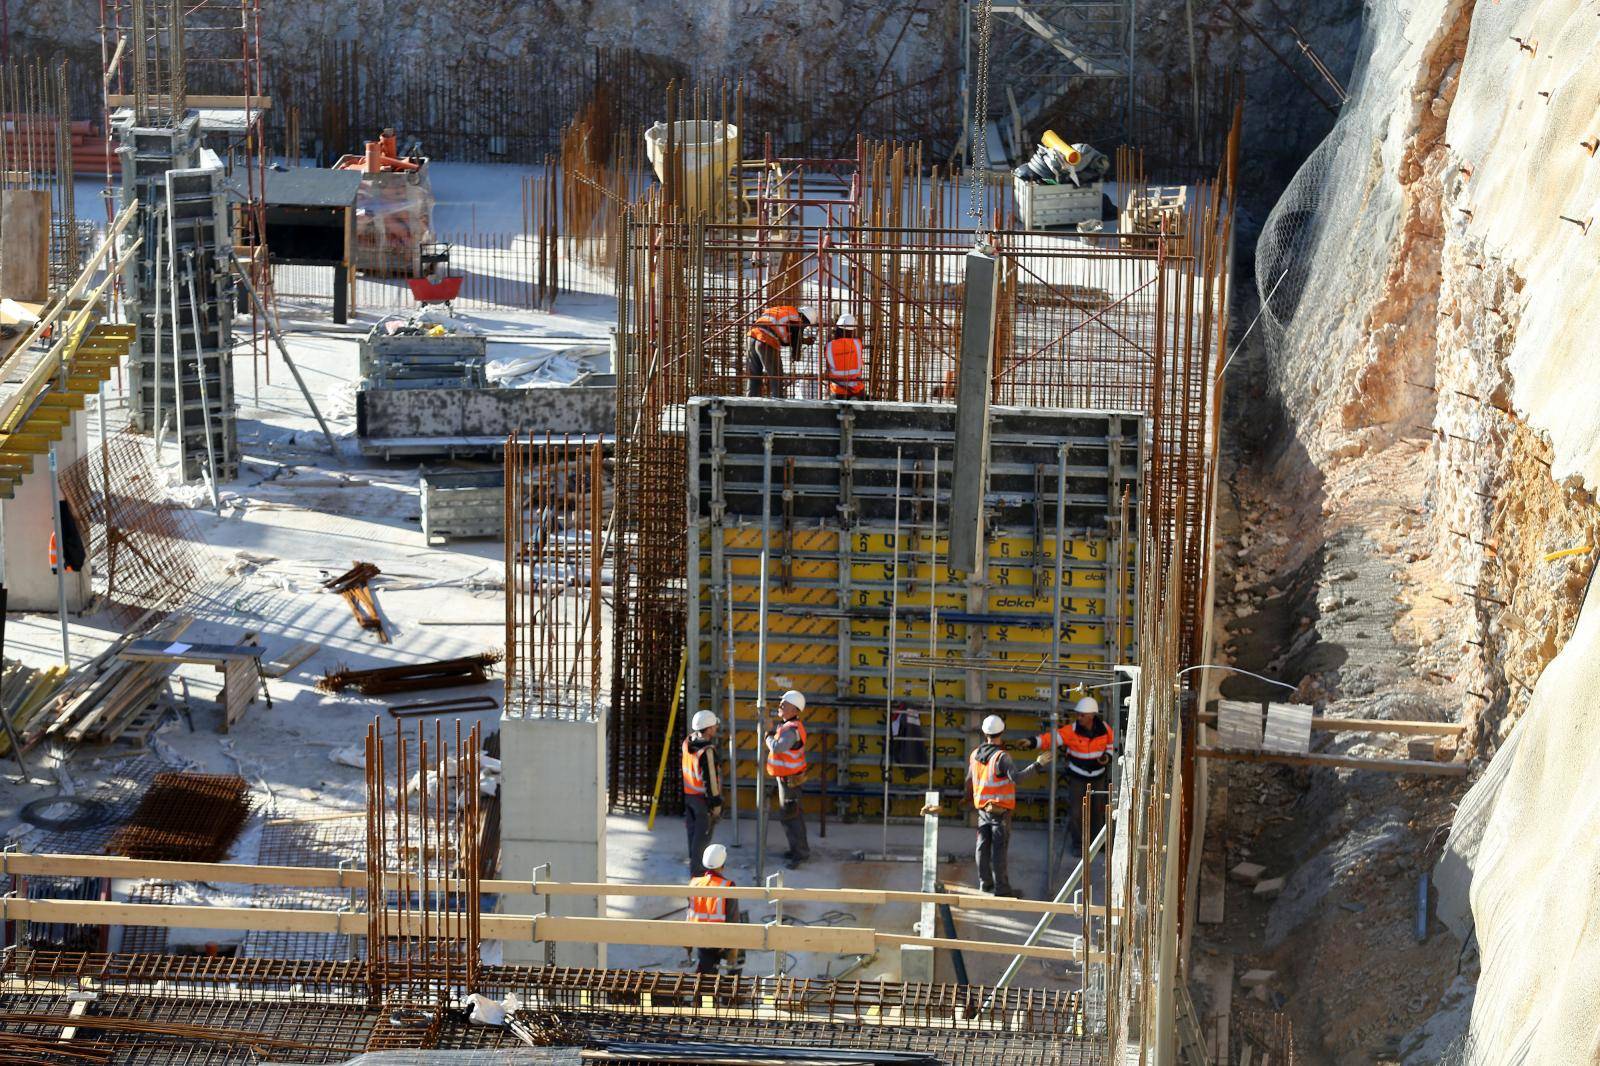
[497, 710, 607, 968]
[0, 414, 90, 612]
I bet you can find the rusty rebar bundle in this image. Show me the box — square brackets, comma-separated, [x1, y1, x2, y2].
[322, 562, 389, 642]
[319, 653, 502, 696]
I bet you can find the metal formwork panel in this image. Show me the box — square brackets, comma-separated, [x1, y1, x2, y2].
[686, 397, 1144, 821]
[120, 159, 238, 483]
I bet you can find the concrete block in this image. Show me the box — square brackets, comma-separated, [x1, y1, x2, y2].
[1409, 736, 1443, 761]
[1229, 861, 1266, 885]
[900, 943, 934, 984]
[499, 709, 606, 968]
[1252, 877, 1286, 899]
[1239, 968, 1276, 988]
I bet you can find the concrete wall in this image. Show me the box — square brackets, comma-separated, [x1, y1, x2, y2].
[498, 711, 607, 968]
[1, 420, 91, 613]
[358, 386, 614, 454]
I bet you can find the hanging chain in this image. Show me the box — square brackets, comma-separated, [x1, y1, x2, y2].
[968, 0, 994, 226]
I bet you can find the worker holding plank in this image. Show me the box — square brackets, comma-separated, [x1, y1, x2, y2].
[681, 709, 724, 877]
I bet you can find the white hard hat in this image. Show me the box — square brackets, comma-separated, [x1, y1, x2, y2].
[702, 843, 727, 870]
[836, 311, 858, 329]
[981, 714, 1006, 736]
[1074, 696, 1100, 716]
[781, 690, 806, 712]
[691, 710, 718, 732]
[797, 306, 819, 325]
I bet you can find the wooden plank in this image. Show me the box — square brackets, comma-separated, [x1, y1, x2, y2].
[1195, 747, 1469, 776]
[1216, 699, 1262, 751]
[221, 658, 257, 732]
[122, 639, 266, 664]
[0, 898, 1090, 962]
[261, 641, 318, 678]
[1199, 710, 1465, 736]
[1262, 702, 1313, 754]
[106, 93, 273, 109]
[0, 854, 1108, 918]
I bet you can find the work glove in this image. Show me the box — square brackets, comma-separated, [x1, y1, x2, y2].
[919, 802, 941, 816]
[1033, 753, 1057, 771]
[708, 799, 724, 816]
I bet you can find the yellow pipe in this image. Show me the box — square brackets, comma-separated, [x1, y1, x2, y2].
[1544, 545, 1593, 563]
[646, 649, 689, 830]
[1040, 130, 1081, 164]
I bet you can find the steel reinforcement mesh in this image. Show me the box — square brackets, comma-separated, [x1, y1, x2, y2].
[107, 772, 252, 863]
[58, 427, 224, 625]
[1, 952, 1108, 1064]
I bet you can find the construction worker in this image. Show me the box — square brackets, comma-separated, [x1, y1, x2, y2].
[764, 689, 811, 867]
[823, 312, 867, 399]
[746, 304, 818, 398]
[687, 843, 741, 975]
[682, 709, 724, 877]
[924, 715, 1037, 896]
[1029, 695, 1115, 856]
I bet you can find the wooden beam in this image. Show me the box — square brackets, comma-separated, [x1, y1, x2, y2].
[1199, 710, 1465, 736]
[0, 898, 1091, 962]
[0, 854, 1094, 918]
[1195, 747, 1469, 776]
[106, 93, 272, 110]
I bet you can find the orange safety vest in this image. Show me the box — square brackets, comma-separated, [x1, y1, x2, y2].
[48, 532, 58, 573]
[749, 305, 802, 349]
[824, 337, 865, 398]
[969, 748, 1017, 811]
[766, 718, 807, 777]
[1037, 719, 1115, 778]
[681, 738, 707, 796]
[688, 872, 731, 922]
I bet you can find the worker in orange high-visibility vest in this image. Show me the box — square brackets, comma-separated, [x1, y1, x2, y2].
[745, 305, 817, 398]
[681, 709, 724, 877]
[764, 689, 811, 867]
[823, 312, 867, 399]
[686, 843, 741, 974]
[924, 715, 1039, 896]
[1028, 695, 1115, 856]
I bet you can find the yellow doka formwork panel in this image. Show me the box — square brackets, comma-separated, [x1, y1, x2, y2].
[696, 524, 1134, 821]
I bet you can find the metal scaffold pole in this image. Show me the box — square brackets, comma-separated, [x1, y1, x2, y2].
[755, 434, 773, 884]
[882, 446, 903, 857]
[1046, 441, 1067, 894]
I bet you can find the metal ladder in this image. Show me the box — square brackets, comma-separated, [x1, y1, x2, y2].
[1177, 983, 1212, 1065]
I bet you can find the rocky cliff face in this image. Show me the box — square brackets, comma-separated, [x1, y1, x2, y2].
[1246, 0, 1600, 1057]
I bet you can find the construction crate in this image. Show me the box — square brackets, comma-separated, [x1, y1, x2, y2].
[1014, 177, 1105, 230]
[361, 332, 488, 389]
[420, 468, 505, 544]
